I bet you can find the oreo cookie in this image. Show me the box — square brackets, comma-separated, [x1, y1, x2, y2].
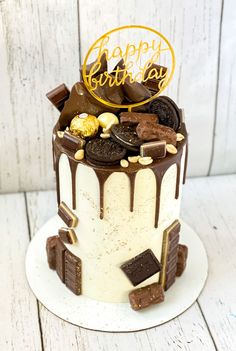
[110, 124, 143, 152]
[149, 97, 181, 131]
[85, 138, 126, 166]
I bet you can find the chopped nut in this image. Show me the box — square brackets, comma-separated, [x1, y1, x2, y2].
[74, 149, 84, 160]
[120, 159, 129, 168]
[100, 133, 111, 139]
[128, 156, 140, 163]
[166, 144, 177, 154]
[176, 133, 185, 142]
[57, 131, 64, 138]
[138, 156, 153, 166]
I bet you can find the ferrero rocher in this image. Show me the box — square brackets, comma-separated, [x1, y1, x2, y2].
[97, 112, 119, 129]
[70, 114, 99, 138]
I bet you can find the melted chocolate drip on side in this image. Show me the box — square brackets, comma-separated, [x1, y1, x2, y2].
[55, 152, 61, 205]
[127, 172, 137, 212]
[68, 158, 79, 210]
[175, 148, 183, 199]
[94, 169, 112, 219]
[183, 142, 188, 184]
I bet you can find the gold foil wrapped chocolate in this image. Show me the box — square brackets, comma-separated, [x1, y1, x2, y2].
[70, 114, 99, 138]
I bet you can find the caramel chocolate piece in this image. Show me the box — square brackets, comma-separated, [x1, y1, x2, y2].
[56, 238, 67, 282]
[121, 249, 162, 286]
[136, 121, 177, 146]
[59, 228, 77, 244]
[58, 202, 78, 227]
[129, 283, 164, 311]
[46, 235, 58, 270]
[176, 244, 188, 277]
[61, 131, 85, 152]
[120, 112, 158, 125]
[143, 64, 167, 95]
[46, 83, 70, 111]
[159, 220, 181, 290]
[122, 77, 151, 103]
[65, 250, 82, 295]
[140, 140, 166, 159]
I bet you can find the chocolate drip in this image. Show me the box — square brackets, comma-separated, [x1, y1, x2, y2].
[68, 158, 79, 210]
[175, 149, 183, 199]
[127, 173, 137, 212]
[55, 152, 61, 205]
[94, 169, 112, 219]
[151, 169, 164, 228]
[183, 143, 188, 184]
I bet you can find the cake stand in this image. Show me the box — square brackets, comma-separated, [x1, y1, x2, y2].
[25, 217, 208, 332]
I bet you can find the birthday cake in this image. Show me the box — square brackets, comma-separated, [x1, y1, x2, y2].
[45, 26, 188, 311]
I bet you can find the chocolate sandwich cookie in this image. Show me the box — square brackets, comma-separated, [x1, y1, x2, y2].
[85, 138, 126, 166]
[149, 97, 180, 131]
[110, 124, 143, 152]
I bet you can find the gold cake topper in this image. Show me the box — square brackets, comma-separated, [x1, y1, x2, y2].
[82, 25, 175, 109]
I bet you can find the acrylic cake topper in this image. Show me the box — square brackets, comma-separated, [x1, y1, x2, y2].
[82, 25, 175, 110]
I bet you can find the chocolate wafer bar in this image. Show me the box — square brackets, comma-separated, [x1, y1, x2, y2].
[61, 131, 85, 152]
[159, 220, 180, 290]
[140, 140, 166, 159]
[46, 83, 70, 111]
[58, 202, 78, 227]
[64, 250, 82, 295]
[176, 244, 188, 277]
[56, 238, 67, 282]
[46, 235, 58, 270]
[59, 227, 77, 244]
[129, 283, 164, 311]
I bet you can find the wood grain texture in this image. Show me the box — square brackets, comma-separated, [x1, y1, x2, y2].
[209, 0, 236, 175]
[0, 193, 42, 351]
[26, 190, 216, 351]
[0, 0, 80, 193]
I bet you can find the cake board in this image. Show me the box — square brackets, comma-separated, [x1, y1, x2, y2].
[25, 216, 208, 332]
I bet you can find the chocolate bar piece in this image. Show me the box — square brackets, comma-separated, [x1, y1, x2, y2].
[58, 202, 78, 227]
[159, 220, 180, 290]
[143, 64, 167, 95]
[140, 140, 166, 159]
[56, 238, 67, 282]
[59, 227, 77, 244]
[136, 121, 177, 146]
[46, 83, 70, 111]
[176, 244, 188, 277]
[46, 235, 58, 270]
[129, 283, 164, 311]
[64, 250, 82, 295]
[120, 112, 158, 125]
[61, 131, 85, 152]
[121, 249, 162, 286]
[122, 77, 151, 103]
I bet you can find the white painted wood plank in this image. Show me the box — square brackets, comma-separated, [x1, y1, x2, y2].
[0, 0, 79, 193]
[209, 1, 236, 175]
[182, 175, 236, 351]
[26, 190, 216, 351]
[0, 193, 42, 351]
[79, 0, 222, 177]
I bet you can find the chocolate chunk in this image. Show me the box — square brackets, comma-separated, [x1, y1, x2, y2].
[80, 52, 107, 80]
[46, 236, 58, 270]
[120, 249, 162, 286]
[59, 228, 77, 244]
[94, 74, 124, 105]
[85, 138, 126, 166]
[129, 283, 164, 311]
[55, 238, 67, 282]
[159, 220, 181, 290]
[58, 202, 78, 227]
[143, 64, 168, 95]
[140, 140, 166, 159]
[46, 83, 70, 111]
[111, 124, 143, 152]
[176, 244, 188, 277]
[120, 112, 158, 125]
[64, 250, 82, 295]
[61, 131, 85, 152]
[149, 97, 180, 131]
[122, 77, 151, 103]
[136, 121, 177, 146]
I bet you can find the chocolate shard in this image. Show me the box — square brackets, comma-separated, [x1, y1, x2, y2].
[46, 83, 70, 111]
[94, 74, 124, 105]
[64, 250, 82, 295]
[120, 112, 158, 125]
[159, 220, 181, 291]
[80, 52, 107, 80]
[56, 238, 67, 282]
[59, 228, 77, 244]
[140, 140, 166, 159]
[143, 64, 168, 95]
[61, 131, 85, 152]
[176, 244, 188, 277]
[46, 235, 58, 270]
[58, 202, 78, 227]
[136, 121, 177, 146]
[122, 77, 151, 103]
[120, 249, 162, 286]
[129, 283, 164, 311]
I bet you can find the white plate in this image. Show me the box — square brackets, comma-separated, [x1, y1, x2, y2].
[25, 217, 208, 332]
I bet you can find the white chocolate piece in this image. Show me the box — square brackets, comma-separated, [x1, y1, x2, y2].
[97, 112, 119, 129]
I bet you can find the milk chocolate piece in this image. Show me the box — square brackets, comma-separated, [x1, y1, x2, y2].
[140, 140, 166, 159]
[64, 250, 82, 295]
[159, 220, 180, 290]
[143, 64, 167, 95]
[176, 244, 188, 277]
[58, 202, 78, 227]
[46, 83, 70, 111]
[120, 112, 158, 125]
[46, 236, 58, 270]
[122, 77, 151, 102]
[129, 283, 164, 311]
[121, 249, 162, 286]
[61, 131, 85, 151]
[80, 52, 107, 80]
[56, 238, 67, 282]
[136, 121, 177, 146]
[59, 228, 77, 244]
[94, 74, 124, 105]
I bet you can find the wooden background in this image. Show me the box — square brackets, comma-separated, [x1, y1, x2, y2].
[0, 0, 235, 193]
